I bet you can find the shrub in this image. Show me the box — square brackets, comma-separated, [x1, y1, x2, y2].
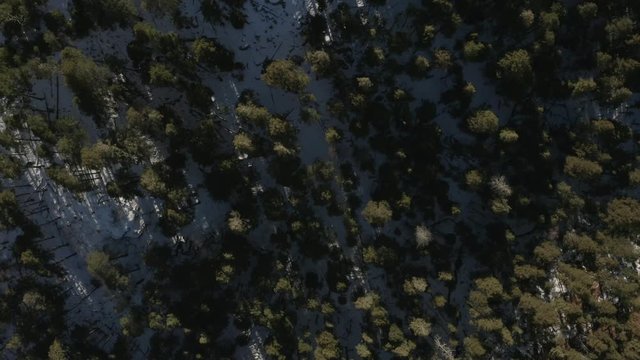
[262, 59, 309, 93]
[467, 110, 499, 134]
[564, 156, 602, 179]
[362, 201, 393, 226]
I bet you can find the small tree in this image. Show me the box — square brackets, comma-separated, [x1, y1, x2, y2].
[463, 40, 487, 62]
[325, 128, 341, 144]
[490, 198, 511, 215]
[409, 318, 431, 337]
[47, 166, 86, 192]
[233, 133, 255, 154]
[0, 154, 22, 179]
[314, 331, 340, 360]
[48, 339, 68, 360]
[570, 78, 597, 97]
[497, 49, 532, 82]
[520, 9, 535, 28]
[629, 169, 640, 186]
[604, 198, 640, 233]
[415, 224, 432, 249]
[86, 251, 129, 290]
[605, 16, 634, 44]
[192, 38, 217, 64]
[262, 59, 310, 93]
[81, 142, 119, 169]
[149, 63, 176, 86]
[497, 49, 532, 95]
[306, 50, 331, 75]
[464, 337, 486, 358]
[403, 277, 428, 295]
[362, 201, 393, 226]
[564, 156, 602, 179]
[60, 47, 111, 116]
[236, 102, 272, 124]
[465, 169, 483, 190]
[140, 167, 167, 197]
[499, 129, 519, 143]
[433, 49, 453, 71]
[489, 176, 512, 198]
[413, 56, 430, 75]
[467, 110, 499, 134]
[577, 2, 598, 20]
[228, 210, 249, 234]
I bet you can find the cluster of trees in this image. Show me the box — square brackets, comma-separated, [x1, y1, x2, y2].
[2, 0, 640, 358]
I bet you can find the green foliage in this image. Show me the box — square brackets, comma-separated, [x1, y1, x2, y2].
[497, 49, 532, 94]
[467, 110, 499, 134]
[465, 169, 483, 190]
[362, 200, 393, 226]
[413, 55, 430, 75]
[534, 241, 562, 264]
[629, 169, 640, 186]
[127, 106, 165, 136]
[499, 129, 519, 143]
[604, 198, 640, 233]
[26, 114, 55, 143]
[490, 176, 512, 198]
[301, 107, 320, 123]
[557, 263, 595, 302]
[60, 47, 111, 117]
[577, 2, 597, 20]
[228, 210, 250, 234]
[520, 9, 535, 28]
[564, 155, 602, 179]
[605, 16, 635, 44]
[140, 167, 167, 197]
[463, 39, 487, 61]
[597, 75, 632, 104]
[557, 182, 585, 210]
[233, 133, 255, 154]
[149, 63, 176, 86]
[409, 318, 431, 337]
[0, 190, 21, 230]
[518, 293, 559, 327]
[403, 277, 428, 295]
[47, 339, 68, 360]
[591, 119, 615, 134]
[71, 0, 136, 32]
[262, 59, 310, 93]
[325, 128, 341, 144]
[490, 197, 511, 215]
[142, 0, 181, 16]
[120, 310, 144, 337]
[86, 251, 129, 290]
[464, 336, 486, 358]
[268, 117, 295, 140]
[433, 49, 453, 70]
[306, 50, 331, 74]
[192, 38, 217, 64]
[47, 166, 87, 192]
[570, 78, 597, 96]
[81, 142, 120, 169]
[133, 21, 161, 42]
[236, 102, 272, 124]
[0, 154, 22, 179]
[414, 224, 432, 249]
[54, 117, 87, 162]
[356, 77, 374, 92]
[314, 331, 340, 360]
[564, 232, 598, 254]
